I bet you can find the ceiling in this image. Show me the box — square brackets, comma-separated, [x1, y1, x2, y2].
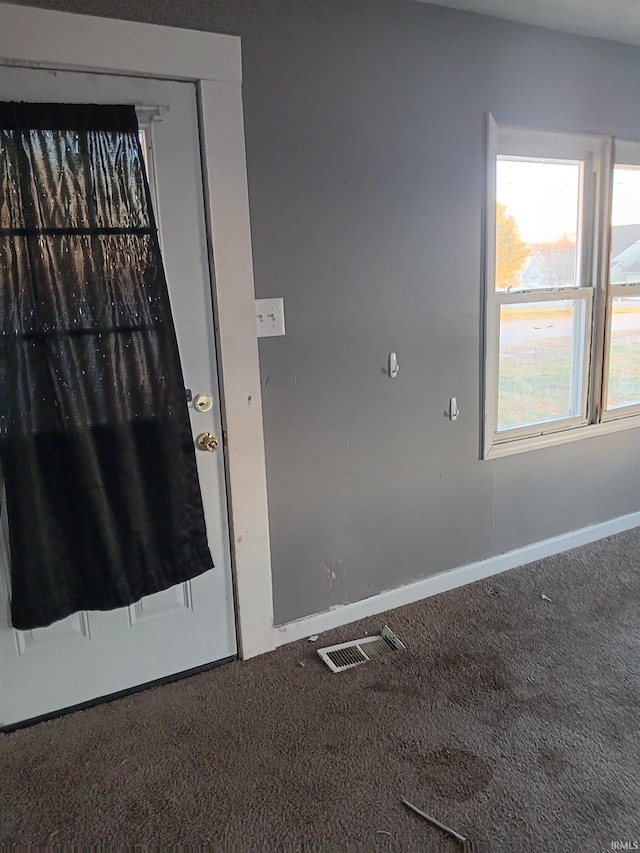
[408, 0, 640, 47]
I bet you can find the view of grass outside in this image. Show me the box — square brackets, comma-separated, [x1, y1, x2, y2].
[607, 300, 640, 409]
[498, 301, 640, 430]
[498, 303, 578, 431]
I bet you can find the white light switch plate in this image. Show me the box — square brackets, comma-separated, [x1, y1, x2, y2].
[256, 297, 286, 337]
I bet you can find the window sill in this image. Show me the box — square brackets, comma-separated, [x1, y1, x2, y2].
[484, 413, 640, 459]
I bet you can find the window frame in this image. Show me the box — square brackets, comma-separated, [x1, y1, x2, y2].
[136, 106, 168, 247]
[483, 115, 640, 459]
[601, 139, 640, 422]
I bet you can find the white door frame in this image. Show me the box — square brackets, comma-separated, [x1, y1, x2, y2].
[0, 3, 275, 659]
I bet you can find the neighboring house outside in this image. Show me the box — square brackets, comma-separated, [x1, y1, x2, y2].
[519, 246, 576, 290]
[518, 224, 640, 290]
[610, 223, 640, 261]
[609, 223, 640, 284]
[610, 240, 640, 284]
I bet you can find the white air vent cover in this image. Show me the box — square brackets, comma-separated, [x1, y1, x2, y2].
[317, 626, 405, 673]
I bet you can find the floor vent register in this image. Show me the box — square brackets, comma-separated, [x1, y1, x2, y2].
[317, 626, 405, 673]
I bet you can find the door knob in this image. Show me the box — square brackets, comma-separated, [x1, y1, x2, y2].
[196, 432, 219, 452]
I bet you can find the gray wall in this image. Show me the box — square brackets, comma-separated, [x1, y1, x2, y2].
[6, 0, 640, 625]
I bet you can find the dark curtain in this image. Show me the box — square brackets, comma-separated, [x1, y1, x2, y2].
[0, 102, 214, 630]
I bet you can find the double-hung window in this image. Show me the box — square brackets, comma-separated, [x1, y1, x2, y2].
[484, 116, 640, 457]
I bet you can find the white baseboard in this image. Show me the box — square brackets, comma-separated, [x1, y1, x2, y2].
[275, 511, 640, 647]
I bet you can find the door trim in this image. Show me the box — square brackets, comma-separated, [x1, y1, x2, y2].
[0, 3, 275, 659]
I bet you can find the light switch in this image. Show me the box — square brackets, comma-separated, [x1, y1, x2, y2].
[256, 298, 286, 337]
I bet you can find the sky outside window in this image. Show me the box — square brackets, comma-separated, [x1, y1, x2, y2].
[611, 165, 640, 227]
[496, 159, 580, 245]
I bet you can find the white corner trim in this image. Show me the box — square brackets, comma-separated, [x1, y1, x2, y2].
[0, 3, 241, 83]
[0, 3, 275, 660]
[275, 512, 640, 646]
[198, 80, 275, 658]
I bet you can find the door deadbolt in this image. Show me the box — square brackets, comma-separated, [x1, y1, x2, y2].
[196, 432, 219, 452]
[193, 393, 213, 413]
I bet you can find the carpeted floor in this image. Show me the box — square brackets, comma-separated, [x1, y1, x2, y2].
[2, 528, 639, 851]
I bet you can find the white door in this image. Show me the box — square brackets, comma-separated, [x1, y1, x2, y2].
[0, 67, 237, 728]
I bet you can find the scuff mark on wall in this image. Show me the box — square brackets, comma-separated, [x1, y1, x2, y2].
[261, 372, 299, 390]
[325, 560, 344, 588]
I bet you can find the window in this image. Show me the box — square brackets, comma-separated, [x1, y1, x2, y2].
[135, 105, 168, 238]
[603, 143, 640, 416]
[484, 117, 640, 457]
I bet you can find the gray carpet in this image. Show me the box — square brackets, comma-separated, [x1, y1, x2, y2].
[2, 528, 639, 851]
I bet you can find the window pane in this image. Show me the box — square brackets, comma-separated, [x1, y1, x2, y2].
[609, 165, 640, 285]
[607, 297, 640, 409]
[497, 300, 587, 431]
[495, 159, 581, 292]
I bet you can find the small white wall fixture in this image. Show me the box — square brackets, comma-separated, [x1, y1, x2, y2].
[0, 3, 275, 659]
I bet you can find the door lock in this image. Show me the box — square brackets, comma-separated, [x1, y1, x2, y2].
[193, 393, 213, 413]
[196, 432, 219, 452]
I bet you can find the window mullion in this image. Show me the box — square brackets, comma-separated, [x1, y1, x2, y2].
[587, 137, 613, 424]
